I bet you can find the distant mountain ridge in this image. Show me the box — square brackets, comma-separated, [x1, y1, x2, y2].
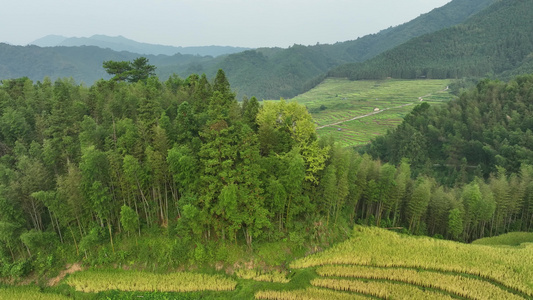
[30, 34, 251, 57]
[0, 43, 217, 84]
[0, 0, 501, 99]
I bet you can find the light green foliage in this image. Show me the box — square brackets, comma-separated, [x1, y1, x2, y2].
[19, 230, 58, 255]
[447, 208, 463, 240]
[79, 227, 103, 253]
[120, 205, 139, 235]
[406, 177, 432, 232]
[257, 100, 329, 183]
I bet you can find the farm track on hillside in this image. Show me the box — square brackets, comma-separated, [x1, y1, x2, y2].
[316, 102, 413, 129]
[315, 86, 448, 130]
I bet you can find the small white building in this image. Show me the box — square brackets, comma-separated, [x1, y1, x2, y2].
[373, 108, 380, 112]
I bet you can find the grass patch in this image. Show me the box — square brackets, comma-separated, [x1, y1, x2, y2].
[0, 285, 70, 300]
[472, 232, 533, 247]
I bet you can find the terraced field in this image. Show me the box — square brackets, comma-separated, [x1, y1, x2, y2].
[289, 78, 454, 147]
[5, 227, 531, 299]
[256, 227, 533, 300]
[66, 269, 237, 293]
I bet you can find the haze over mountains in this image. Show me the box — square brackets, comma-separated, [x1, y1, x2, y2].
[30, 34, 250, 57]
[2, 0, 533, 100]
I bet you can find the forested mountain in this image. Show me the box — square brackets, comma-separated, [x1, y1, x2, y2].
[313, 0, 497, 63]
[330, 0, 533, 80]
[0, 72, 531, 277]
[0, 0, 494, 100]
[30, 34, 251, 57]
[208, 0, 496, 99]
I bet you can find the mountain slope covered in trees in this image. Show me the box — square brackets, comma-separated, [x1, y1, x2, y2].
[330, 0, 533, 80]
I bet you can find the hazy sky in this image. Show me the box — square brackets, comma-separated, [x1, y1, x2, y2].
[2, 0, 452, 48]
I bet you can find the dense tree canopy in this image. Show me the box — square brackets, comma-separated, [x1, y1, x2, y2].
[0, 71, 531, 278]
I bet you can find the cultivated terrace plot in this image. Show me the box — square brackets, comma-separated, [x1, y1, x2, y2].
[66, 269, 237, 293]
[290, 78, 454, 147]
[255, 287, 368, 300]
[287, 226, 533, 300]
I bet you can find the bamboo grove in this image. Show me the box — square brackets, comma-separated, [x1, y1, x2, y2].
[0, 64, 532, 275]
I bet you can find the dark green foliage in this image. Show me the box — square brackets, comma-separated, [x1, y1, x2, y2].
[103, 57, 157, 83]
[102, 61, 131, 82]
[330, 0, 533, 81]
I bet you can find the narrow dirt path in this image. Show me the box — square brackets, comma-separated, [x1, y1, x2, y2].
[316, 103, 413, 129]
[48, 262, 83, 286]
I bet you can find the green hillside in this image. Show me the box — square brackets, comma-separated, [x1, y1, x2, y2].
[330, 0, 533, 80]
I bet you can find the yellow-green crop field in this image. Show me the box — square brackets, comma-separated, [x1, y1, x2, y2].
[289, 78, 454, 147]
[277, 226, 533, 300]
[66, 269, 237, 293]
[5, 227, 532, 299]
[235, 269, 290, 283]
[255, 287, 366, 300]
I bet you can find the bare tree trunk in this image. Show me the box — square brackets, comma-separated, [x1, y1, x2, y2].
[55, 215, 63, 243]
[70, 227, 79, 256]
[108, 221, 115, 254]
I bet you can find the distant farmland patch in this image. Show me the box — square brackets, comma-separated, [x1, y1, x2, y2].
[289, 78, 454, 147]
